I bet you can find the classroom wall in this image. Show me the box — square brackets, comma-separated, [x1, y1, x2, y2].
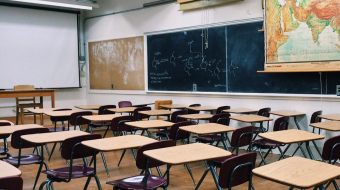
[83, 0, 340, 158]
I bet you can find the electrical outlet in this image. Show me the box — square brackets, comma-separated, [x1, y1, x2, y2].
[193, 83, 197, 91]
[111, 84, 114, 90]
[337, 85, 340, 96]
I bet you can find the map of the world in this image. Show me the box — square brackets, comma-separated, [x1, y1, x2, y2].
[266, 0, 340, 64]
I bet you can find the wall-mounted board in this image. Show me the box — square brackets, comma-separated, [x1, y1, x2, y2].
[88, 36, 145, 90]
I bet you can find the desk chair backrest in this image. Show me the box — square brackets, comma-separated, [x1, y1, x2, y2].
[170, 110, 188, 123]
[211, 113, 231, 126]
[11, 128, 49, 149]
[273, 116, 290, 131]
[216, 106, 231, 114]
[0, 122, 12, 139]
[219, 152, 256, 189]
[230, 126, 254, 155]
[136, 140, 174, 169]
[322, 135, 340, 163]
[110, 115, 136, 133]
[49, 108, 72, 122]
[169, 121, 196, 143]
[188, 104, 201, 114]
[69, 111, 93, 126]
[98, 105, 116, 115]
[61, 134, 101, 160]
[0, 176, 23, 190]
[311, 110, 323, 124]
[118, 101, 132, 108]
[257, 107, 271, 117]
[14, 85, 36, 102]
[133, 107, 151, 121]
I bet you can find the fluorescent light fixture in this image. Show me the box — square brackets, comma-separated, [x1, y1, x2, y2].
[10, 0, 93, 10]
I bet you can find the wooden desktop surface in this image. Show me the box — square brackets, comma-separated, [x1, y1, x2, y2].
[108, 107, 136, 113]
[75, 105, 102, 110]
[0, 120, 14, 125]
[0, 160, 21, 178]
[0, 89, 56, 108]
[125, 120, 173, 129]
[318, 114, 340, 121]
[178, 113, 213, 120]
[259, 129, 324, 144]
[144, 143, 231, 165]
[230, 115, 273, 123]
[43, 110, 78, 117]
[253, 157, 340, 189]
[82, 114, 123, 122]
[21, 131, 89, 144]
[269, 110, 305, 117]
[27, 108, 60, 114]
[0, 124, 43, 135]
[179, 123, 235, 134]
[81, 135, 157, 151]
[310, 121, 340, 131]
[222, 108, 258, 114]
[138, 110, 173, 116]
[159, 104, 187, 109]
[185, 106, 217, 111]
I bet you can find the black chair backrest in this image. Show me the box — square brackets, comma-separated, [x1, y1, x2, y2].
[188, 104, 201, 114]
[322, 135, 340, 162]
[218, 152, 257, 189]
[69, 111, 92, 126]
[50, 108, 72, 122]
[310, 110, 322, 124]
[230, 126, 254, 155]
[118, 101, 132, 108]
[0, 122, 12, 139]
[11, 128, 50, 149]
[0, 176, 23, 190]
[170, 110, 188, 123]
[61, 134, 101, 160]
[110, 115, 136, 132]
[273, 116, 290, 131]
[136, 140, 174, 169]
[257, 107, 271, 117]
[211, 113, 231, 126]
[133, 107, 151, 121]
[169, 121, 196, 142]
[98, 105, 116, 115]
[216, 106, 231, 114]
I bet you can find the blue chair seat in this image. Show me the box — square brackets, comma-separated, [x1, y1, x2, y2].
[4, 154, 43, 166]
[42, 165, 94, 179]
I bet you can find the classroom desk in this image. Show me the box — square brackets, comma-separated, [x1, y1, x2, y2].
[0, 124, 43, 135]
[159, 104, 187, 110]
[318, 114, 340, 121]
[0, 89, 56, 108]
[125, 120, 173, 138]
[108, 107, 136, 114]
[138, 110, 173, 120]
[143, 143, 231, 190]
[179, 123, 235, 150]
[259, 129, 324, 160]
[269, 110, 305, 130]
[253, 157, 340, 189]
[186, 106, 217, 114]
[43, 110, 78, 131]
[27, 108, 60, 125]
[81, 135, 157, 177]
[0, 120, 14, 125]
[132, 103, 155, 107]
[222, 108, 258, 114]
[82, 114, 124, 136]
[21, 130, 88, 144]
[75, 105, 102, 110]
[310, 120, 340, 131]
[178, 113, 213, 121]
[0, 160, 21, 178]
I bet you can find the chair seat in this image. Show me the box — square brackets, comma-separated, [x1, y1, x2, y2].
[90, 121, 111, 128]
[48, 127, 69, 132]
[253, 126, 262, 133]
[252, 139, 284, 147]
[213, 154, 236, 167]
[196, 134, 222, 143]
[42, 165, 94, 179]
[4, 154, 43, 166]
[106, 175, 166, 190]
[156, 130, 169, 137]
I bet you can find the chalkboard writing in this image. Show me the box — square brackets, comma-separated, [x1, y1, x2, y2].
[147, 27, 226, 92]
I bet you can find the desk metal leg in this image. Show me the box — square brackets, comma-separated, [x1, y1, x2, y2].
[220, 133, 229, 151]
[291, 142, 308, 158]
[100, 151, 110, 177]
[195, 160, 222, 190]
[305, 141, 315, 160]
[293, 116, 301, 130]
[279, 144, 291, 160]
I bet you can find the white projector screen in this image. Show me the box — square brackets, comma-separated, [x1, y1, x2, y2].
[0, 5, 80, 89]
